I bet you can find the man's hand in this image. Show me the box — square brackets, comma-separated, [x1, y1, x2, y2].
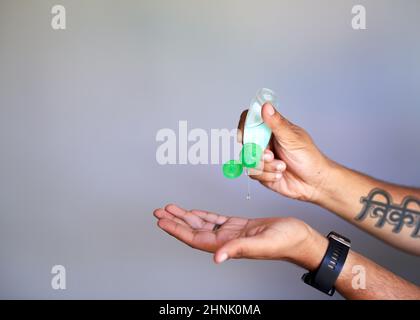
[154, 205, 420, 299]
[153, 204, 326, 269]
[239, 103, 420, 256]
[238, 103, 332, 203]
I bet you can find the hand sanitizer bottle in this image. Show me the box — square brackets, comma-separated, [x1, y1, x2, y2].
[243, 88, 277, 150]
[223, 88, 278, 179]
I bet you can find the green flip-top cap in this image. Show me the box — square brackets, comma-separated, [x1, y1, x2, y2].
[222, 160, 243, 179]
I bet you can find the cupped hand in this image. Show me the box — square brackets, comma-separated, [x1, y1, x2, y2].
[153, 204, 324, 269]
[238, 103, 334, 203]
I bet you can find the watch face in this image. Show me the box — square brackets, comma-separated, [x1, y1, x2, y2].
[329, 233, 351, 248]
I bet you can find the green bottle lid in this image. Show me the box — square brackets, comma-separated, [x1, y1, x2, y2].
[222, 160, 243, 179]
[241, 143, 263, 168]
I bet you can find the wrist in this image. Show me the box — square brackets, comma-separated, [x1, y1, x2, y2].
[287, 225, 329, 272]
[310, 159, 346, 208]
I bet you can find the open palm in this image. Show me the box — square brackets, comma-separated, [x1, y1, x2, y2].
[153, 204, 312, 263]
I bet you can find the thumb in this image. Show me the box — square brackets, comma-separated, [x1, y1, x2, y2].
[214, 238, 263, 264]
[261, 103, 303, 144]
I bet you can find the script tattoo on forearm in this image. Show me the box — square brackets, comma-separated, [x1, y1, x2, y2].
[355, 188, 420, 238]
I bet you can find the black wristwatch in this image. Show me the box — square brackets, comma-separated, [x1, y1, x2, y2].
[302, 232, 351, 296]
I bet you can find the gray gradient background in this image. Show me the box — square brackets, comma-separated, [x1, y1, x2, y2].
[0, 0, 419, 299]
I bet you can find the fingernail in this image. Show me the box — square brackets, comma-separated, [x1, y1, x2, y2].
[275, 173, 282, 180]
[265, 103, 275, 116]
[276, 164, 284, 171]
[263, 153, 271, 161]
[218, 253, 228, 263]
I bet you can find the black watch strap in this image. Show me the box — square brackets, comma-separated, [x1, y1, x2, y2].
[302, 232, 351, 296]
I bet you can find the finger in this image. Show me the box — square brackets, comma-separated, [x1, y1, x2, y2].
[243, 150, 277, 174]
[248, 168, 283, 182]
[237, 109, 248, 144]
[157, 218, 195, 247]
[190, 209, 229, 226]
[262, 149, 274, 162]
[261, 159, 287, 173]
[188, 210, 217, 231]
[164, 204, 189, 218]
[214, 237, 266, 263]
[165, 204, 206, 229]
[246, 158, 285, 175]
[261, 103, 303, 144]
[153, 208, 189, 227]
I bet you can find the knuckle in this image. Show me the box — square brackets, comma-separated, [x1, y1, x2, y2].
[249, 174, 261, 181]
[289, 122, 303, 135]
[235, 245, 245, 258]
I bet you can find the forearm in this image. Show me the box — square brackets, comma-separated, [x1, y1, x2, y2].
[336, 249, 420, 299]
[296, 230, 420, 300]
[314, 161, 420, 255]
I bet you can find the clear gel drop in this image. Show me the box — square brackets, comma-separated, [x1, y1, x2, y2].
[246, 169, 251, 200]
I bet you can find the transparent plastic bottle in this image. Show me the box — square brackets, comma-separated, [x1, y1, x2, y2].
[243, 88, 278, 151]
[222, 88, 278, 180]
